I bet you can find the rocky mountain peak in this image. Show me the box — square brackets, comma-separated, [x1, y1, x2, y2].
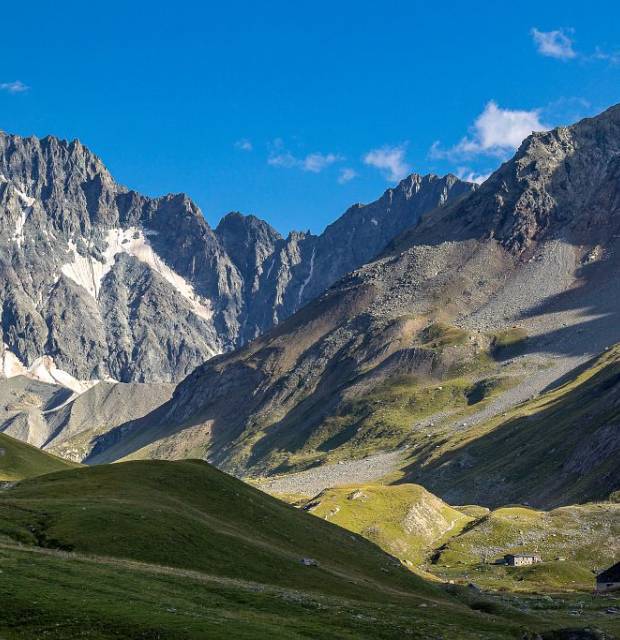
[421, 104, 620, 254]
[0, 130, 473, 386]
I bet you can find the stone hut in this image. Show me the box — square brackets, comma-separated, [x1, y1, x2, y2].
[504, 553, 542, 567]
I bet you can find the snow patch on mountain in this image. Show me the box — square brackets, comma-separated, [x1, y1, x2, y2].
[61, 240, 108, 298]
[14, 187, 35, 208]
[3, 182, 35, 247]
[1, 344, 101, 394]
[1, 346, 28, 378]
[61, 227, 213, 320]
[12, 209, 28, 246]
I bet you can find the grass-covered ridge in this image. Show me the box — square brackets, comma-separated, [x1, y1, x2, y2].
[296, 482, 619, 596]
[303, 483, 472, 566]
[0, 460, 432, 597]
[433, 502, 619, 593]
[0, 432, 78, 481]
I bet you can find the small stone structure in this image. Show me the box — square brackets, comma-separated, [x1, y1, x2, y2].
[504, 553, 542, 567]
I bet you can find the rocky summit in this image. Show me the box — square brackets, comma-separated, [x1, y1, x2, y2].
[0, 132, 472, 387]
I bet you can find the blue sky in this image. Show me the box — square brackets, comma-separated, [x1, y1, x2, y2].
[1, 1, 619, 234]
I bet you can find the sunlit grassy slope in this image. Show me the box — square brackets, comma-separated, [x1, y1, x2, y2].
[298, 484, 619, 594]
[433, 503, 619, 592]
[0, 459, 547, 640]
[304, 483, 472, 565]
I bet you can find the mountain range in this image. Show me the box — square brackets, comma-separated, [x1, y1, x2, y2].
[2, 103, 620, 640]
[72, 104, 620, 509]
[2, 104, 620, 511]
[0, 131, 472, 386]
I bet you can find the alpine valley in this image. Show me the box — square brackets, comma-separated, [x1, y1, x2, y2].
[1, 104, 619, 640]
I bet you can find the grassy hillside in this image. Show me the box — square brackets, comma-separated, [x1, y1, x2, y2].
[0, 432, 77, 481]
[303, 483, 472, 566]
[0, 458, 542, 640]
[0, 460, 427, 596]
[1, 460, 616, 638]
[297, 482, 618, 596]
[219, 323, 518, 475]
[433, 503, 619, 593]
[401, 345, 620, 507]
[85, 317, 520, 477]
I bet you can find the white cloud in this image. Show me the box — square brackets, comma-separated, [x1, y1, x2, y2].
[302, 152, 342, 172]
[267, 149, 298, 168]
[363, 144, 411, 182]
[267, 141, 343, 173]
[0, 80, 29, 94]
[338, 167, 357, 184]
[235, 138, 253, 151]
[455, 167, 491, 185]
[469, 101, 548, 151]
[531, 28, 576, 60]
[432, 101, 549, 160]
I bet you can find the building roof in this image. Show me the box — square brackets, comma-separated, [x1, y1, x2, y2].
[597, 562, 620, 583]
[505, 553, 539, 558]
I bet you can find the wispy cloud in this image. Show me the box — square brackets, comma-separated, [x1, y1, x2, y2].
[363, 144, 411, 182]
[235, 138, 253, 152]
[338, 167, 357, 184]
[431, 101, 549, 160]
[302, 152, 342, 173]
[531, 28, 576, 60]
[590, 46, 620, 65]
[530, 27, 620, 66]
[0, 80, 29, 94]
[268, 151, 297, 168]
[267, 140, 343, 173]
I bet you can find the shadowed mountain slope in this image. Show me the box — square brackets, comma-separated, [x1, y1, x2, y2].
[400, 344, 620, 508]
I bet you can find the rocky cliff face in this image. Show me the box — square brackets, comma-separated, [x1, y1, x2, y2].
[0, 131, 473, 384]
[236, 173, 473, 343]
[0, 134, 238, 383]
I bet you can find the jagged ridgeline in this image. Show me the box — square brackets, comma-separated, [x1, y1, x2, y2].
[0, 132, 473, 384]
